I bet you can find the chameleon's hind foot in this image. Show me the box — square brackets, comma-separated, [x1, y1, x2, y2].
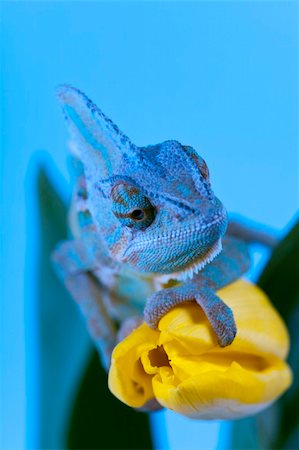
[144, 284, 237, 347]
[117, 316, 143, 343]
[137, 398, 163, 412]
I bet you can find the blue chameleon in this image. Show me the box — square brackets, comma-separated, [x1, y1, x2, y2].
[52, 85, 276, 376]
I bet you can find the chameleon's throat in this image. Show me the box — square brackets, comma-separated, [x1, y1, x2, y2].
[154, 238, 222, 284]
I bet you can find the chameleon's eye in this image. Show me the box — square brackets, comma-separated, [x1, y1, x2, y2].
[111, 183, 156, 230]
[183, 145, 210, 182]
[130, 209, 145, 221]
[198, 157, 209, 181]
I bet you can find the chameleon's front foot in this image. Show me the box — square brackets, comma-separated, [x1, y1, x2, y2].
[116, 316, 143, 343]
[137, 398, 163, 413]
[144, 284, 237, 347]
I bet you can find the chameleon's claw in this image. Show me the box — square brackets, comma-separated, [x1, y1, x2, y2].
[195, 290, 237, 347]
[216, 322, 237, 347]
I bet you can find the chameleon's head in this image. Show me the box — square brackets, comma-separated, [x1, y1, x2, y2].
[57, 85, 227, 280]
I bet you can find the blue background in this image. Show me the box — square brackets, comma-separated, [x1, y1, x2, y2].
[1, 2, 297, 449]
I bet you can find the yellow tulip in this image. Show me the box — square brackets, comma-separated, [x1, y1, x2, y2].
[108, 280, 292, 419]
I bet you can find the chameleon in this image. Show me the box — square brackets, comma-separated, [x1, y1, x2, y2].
[52, 85, 276, 374]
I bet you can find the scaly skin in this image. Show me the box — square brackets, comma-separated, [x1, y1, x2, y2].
[52, 85, 252, 371]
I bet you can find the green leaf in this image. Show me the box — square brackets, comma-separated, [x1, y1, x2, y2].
[231, 217, 299, 449]
[230, 417, 261, 450]
[35, 166, 91, 449]
[258, 216, 299, 321]
[67, 349, 153, 450]
[258, 218, 299, 449]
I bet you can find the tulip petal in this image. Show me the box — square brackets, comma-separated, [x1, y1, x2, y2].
[152, 358, 292, 419]
[108, 324, 159, 408]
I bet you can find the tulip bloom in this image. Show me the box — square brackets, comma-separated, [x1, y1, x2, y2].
[108, 280, 292, 419]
